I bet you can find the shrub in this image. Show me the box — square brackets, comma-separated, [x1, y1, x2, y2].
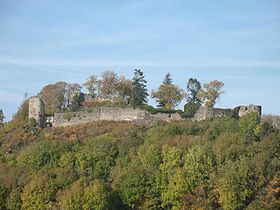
[183, 102, 200, 118]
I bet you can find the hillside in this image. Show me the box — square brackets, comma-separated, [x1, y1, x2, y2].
[0, 110, 279, 210]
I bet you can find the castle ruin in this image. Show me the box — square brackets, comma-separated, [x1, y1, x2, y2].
[28, 97, 262, 128]
[28, 96, 45, 128]
[191, 104, 262, 122]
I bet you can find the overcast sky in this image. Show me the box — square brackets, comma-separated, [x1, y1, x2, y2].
[0, 0, 280, 121]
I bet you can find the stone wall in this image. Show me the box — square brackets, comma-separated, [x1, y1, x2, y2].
[28, 97, 45, 128]
[191, 106, 233, 122]
[191, 105, 262, 122]
[51, 107, 182, 127]
[237, 105, 262, 117]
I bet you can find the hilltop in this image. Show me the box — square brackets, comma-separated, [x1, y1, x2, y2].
[0, 109, 279, 209]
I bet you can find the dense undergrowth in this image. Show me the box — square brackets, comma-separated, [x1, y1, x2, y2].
[0, 112, 279, 210]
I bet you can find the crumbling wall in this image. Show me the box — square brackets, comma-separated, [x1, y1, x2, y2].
[238, 105, 262, 117]
[191, 106, 232, 122]
[100, 107, 146, 121]
[53, 109, 101, 127]
[51, 107, 183, 127]
[28, 97, 45, 128]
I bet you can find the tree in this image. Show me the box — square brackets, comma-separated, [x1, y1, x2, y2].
[216, 158, 257, 210]
[239, 112, 261, 142]
[21, 172, 57, 210]
[57, 178, 85, 210]
[130, 69, 149, 107]
[11, 99, 29, 126]
[116, 76, 132, 104]
[151, 73, 184, 109]
[65, 83, 82, 108]
[6, 188, 22, 210]
[99, 70, 119, 100]
[186, 78, 201, 104]
[0, 109, 4, 124]
[163, 73, 172, 85]
[198, 80, 224, 108]
[83, 180, 110, 210]
[83, 74, 100, 98]
[39, 82, 67, 115]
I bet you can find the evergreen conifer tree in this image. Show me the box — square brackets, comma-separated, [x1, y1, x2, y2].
[130, 69, 149, 107]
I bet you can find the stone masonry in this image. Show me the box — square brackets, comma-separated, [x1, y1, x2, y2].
[28, 96, 45, 128]
[28, 97, 262, 127]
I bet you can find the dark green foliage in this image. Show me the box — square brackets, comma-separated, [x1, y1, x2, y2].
[28, 117, 37, 128]
[163, 73, 172, 85]
[118, 167, 149, 208]
[0, 109, 4, 124]
[207, 117, 239, 140]
[186, 78, 201, 104]
[130, 69, 149, 107]
[0, 185, 7, 210]
[183, 102, 200, 118]
[17, 141, 73, 170]
[143, 104, 178, 115]
[69, 93, 83, 111]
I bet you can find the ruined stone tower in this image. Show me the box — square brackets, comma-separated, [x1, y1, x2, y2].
[28, 96, 45, 128]
[238, 104, 262, 117]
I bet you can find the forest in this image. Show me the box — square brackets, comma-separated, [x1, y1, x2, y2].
[0, 99, 279, 209]
[0, 69, 279, 210]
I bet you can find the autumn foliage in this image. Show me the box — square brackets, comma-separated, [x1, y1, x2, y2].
[0, 112, 279, 209]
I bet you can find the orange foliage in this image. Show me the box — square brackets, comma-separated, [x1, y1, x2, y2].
[258, 173, 280, 209]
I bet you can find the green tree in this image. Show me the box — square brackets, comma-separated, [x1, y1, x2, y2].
[151, 73, 184, 109]
[21, 173, 57, 210]
[130, 69, 149, 107]
[57, 178, 85, 210]
[198, 80, 224, 108]
[0, 109, 4, 124]
[69, 93, 83, 111]
[184, 145, 214, 192]
[183, 102, 200, 118]
[83, 180, 110, 210]
[6, 189, 22, 210]
[239, 112, 261, 142]
[17, 141, 71, 170]
[118, 167, 149, 208]
[161, 168, 187, 210]
[216, 158, 257, 210]
[163, 73, 172, 85]
[186, 78, 201, 104]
